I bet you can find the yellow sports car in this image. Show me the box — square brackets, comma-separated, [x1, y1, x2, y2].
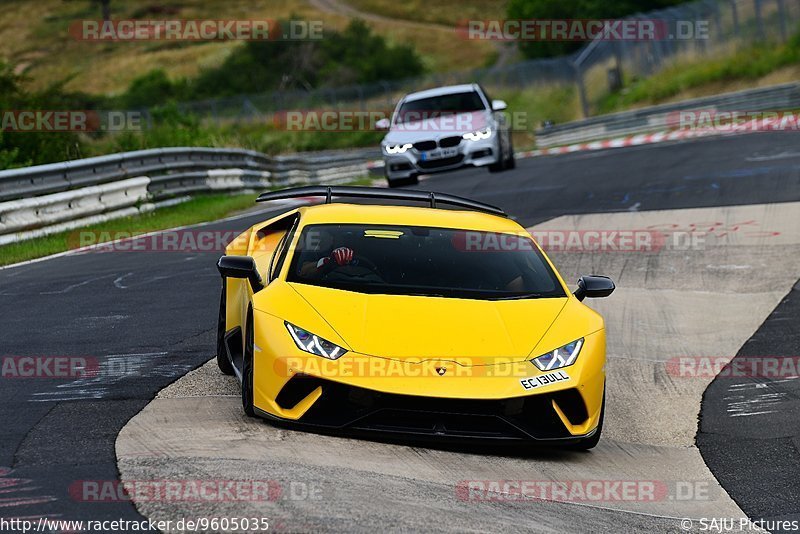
[216, 186, 614, 449]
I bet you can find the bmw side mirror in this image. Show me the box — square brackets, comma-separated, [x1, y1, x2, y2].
[491, 99, 508, 111]
[574, 275, 615, 301]
[375, 118, 391, 130]
[217, 256, 264, 293]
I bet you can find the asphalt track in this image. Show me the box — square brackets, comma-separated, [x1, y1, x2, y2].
[1, 131, 799, 532]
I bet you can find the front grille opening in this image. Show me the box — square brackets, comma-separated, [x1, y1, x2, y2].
[438, 136, 462, 148]
[413, 140, 437, 151]
[551, 388, 589, 425]
[357, 409, 524, 439]
[275, 374, 325, 410]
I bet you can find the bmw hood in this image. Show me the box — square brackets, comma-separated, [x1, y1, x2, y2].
[288, 283, 567, 362]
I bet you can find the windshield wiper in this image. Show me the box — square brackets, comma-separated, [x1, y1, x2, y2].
[489, 292, 553, 301]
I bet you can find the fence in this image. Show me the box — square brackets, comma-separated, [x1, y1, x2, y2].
[145, 0, 800, 124]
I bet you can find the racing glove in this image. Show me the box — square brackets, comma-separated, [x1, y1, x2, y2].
[316, 247, 355, 269]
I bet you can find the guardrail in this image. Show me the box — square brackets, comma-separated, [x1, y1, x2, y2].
[534, 82, 800, 147]
[0, 146, 381, 245]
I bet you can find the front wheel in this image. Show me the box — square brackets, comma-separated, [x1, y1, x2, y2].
[569, 390, 604, 450]
[488, 138, 506, 173]
[241, 311, 256, 417]
[216, 282, 235, 376]
[506, 135, 516, 169]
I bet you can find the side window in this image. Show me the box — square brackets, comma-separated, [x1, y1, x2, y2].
[269, 215, 300, 282]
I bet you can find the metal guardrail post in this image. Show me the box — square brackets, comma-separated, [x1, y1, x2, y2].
[776, 0, 788, 41]
[754, 0, 765, 41]
[573, 61, 590, 119]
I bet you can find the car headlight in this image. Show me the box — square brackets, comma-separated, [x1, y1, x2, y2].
[285, 322, 347, 360]
[384, 143, 413, 154]
[462, 127, 492, 141]
[530, 338, 583, 371]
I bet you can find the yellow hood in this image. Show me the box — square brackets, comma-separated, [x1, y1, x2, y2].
[288, 283, 567, 362]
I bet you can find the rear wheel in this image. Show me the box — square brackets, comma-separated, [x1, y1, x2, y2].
[216, 282, 235, 376]
[241, 310, 256, 417]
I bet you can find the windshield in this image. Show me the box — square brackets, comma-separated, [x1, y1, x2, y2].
[286, 224, 566, 300]
[395, 92, 486, 124]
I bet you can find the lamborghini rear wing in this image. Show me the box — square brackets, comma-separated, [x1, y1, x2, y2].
[255, 186, 507, 217]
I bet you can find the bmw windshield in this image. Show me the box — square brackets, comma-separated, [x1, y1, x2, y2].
[287, 224, 566, 300]
[395, 92, 486, 124]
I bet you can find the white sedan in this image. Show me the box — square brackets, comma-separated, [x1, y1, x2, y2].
[378, 84, 515, 187]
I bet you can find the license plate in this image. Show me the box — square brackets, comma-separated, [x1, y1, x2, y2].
[420, 147, 458, 161]
[519, 370, 571, 390]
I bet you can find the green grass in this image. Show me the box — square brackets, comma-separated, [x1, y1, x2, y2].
[2, 0, 496, 96]
[494, 85, 580, 149]
[597, 34, 800, 114]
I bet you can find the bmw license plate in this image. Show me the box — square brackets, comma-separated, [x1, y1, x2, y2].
[420, 147, 458, 161]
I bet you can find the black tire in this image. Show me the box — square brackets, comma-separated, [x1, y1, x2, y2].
[488, 139, 505, 173]
[241, 310, 256, 417]
[569, 390, 605, 451]
[506, 135, 516, 169]
[216, 283, 235, 376]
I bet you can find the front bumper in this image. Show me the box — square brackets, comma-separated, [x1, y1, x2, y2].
[256, 378, 601, 443]
[383, 136, 499, 180]
[251, 314, 605, 443]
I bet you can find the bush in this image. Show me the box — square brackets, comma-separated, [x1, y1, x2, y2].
[0, 63, 87, 169]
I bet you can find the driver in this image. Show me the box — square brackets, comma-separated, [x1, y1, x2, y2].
[297, 228, 356, 279]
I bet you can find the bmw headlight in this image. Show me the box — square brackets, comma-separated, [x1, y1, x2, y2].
[462, 127, 492, 141]
[384, 143, 413, 154]
[285, 322, 347, 360]
[530, 338, 583, 371]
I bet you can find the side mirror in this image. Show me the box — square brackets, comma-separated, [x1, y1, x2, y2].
[574, 275, 615, 301]
[217, 256, 264, 293]
[375, 118, 391, 130]
[491, 99, 508, 111]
